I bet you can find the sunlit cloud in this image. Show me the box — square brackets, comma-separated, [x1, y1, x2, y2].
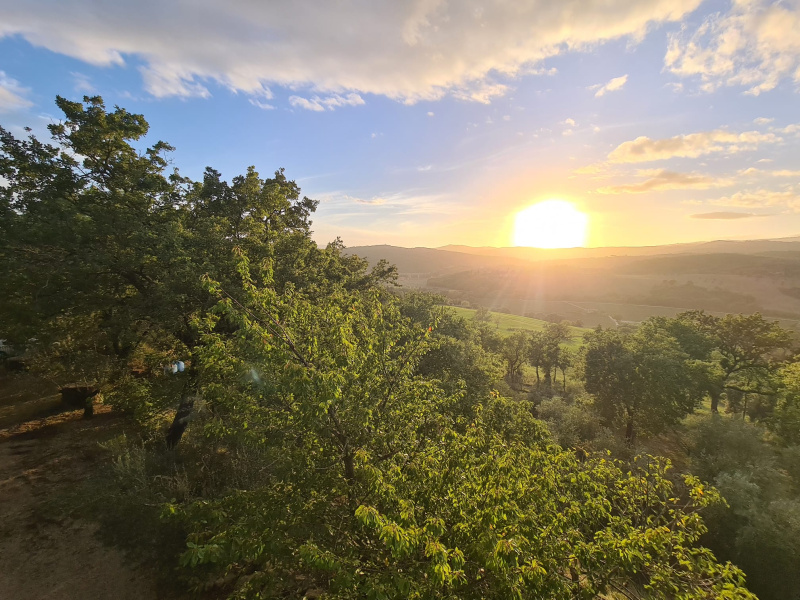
[0, 0, 703, 104]
[738, 167, 800, 178]
[590, 74, 628, 97]
[597, 169, 731, 193]
[607, 128, 781, 163]
[665, 0, 800, 95]
[690, 211, 766, 219]
[710, 188, 800, 210]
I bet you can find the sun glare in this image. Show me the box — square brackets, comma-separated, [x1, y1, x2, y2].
[513, 200, 588, 248]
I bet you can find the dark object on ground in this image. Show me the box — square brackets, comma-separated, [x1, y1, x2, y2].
[2, 357, 28, 372]
[59, 385, 99, 419]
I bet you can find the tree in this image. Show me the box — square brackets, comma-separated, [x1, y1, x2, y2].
[581, 323, 701, 444]
[528, 323, 571, 391]
[554, 346, 573, 393]
[0, 95, 390, 444]
[770, 361, 800, 445]
[500, 330, 529, 381]
[687, 414, 800, 600]
[171, 273, 757, 598]
[527, 331, 545, 386]
[541, 322, 571, 390]
[677, 311, 792, 413]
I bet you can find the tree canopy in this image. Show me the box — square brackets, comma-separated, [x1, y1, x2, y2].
[0, 96, 770, 599]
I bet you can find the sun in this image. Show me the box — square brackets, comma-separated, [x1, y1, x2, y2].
[513, 200, 588, 248]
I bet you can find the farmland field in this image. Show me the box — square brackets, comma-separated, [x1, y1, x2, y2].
[448, 306, 589, 347]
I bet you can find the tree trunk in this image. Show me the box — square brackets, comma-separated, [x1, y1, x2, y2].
[535, 366, 540, 387]
[625, 418, 635, 446]
[343, 451, 355, 482]
[710, 390, 720, 413]
[562, 369, 566, 393]
[166, 372, 197, 448]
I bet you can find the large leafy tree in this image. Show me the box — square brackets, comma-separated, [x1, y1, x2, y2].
[167, 280, 756, 600]
[0, 95, 389, 441]
[581, 322, 701, 444]
[677, 311, 792, 413]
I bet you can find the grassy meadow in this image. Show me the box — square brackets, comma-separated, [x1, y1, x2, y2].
[448, 306, 590, 347]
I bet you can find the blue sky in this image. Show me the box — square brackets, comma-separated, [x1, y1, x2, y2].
[1, 0, 799, 248]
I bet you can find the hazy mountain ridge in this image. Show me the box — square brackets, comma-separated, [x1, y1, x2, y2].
[347, 240, 800, 326]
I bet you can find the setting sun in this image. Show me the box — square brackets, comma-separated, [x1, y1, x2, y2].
[513, 200, 589, 248]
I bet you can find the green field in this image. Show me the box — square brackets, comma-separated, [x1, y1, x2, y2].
[448, 307, 589, 347]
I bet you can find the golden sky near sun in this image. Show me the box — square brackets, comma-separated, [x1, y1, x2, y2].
[513, 200, 589, 248]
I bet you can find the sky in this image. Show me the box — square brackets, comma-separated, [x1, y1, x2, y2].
[1, 0, 799, 249]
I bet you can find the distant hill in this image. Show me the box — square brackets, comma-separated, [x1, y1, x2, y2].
[439, 238, 800, 261]
[623, 252, 800, 278]
[345, 244, 529, 274]
[345, 240, 800, 326]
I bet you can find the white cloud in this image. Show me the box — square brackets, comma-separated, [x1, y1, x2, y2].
[427, 111, 435, 117]
[289, 93, 365, 111]
[591, 74, 628, 97]
[0, 0, 703, 103]
[320, 191, 456, 216]
[70, 71, 95, 93]
[249, 99, 275, 110]
[0, 72, 33, 112]
[754, 117, 774, 125]
[665, 0, 800, 95]
[289, 96, 325, 112]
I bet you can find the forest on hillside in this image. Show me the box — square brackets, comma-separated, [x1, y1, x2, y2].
[2, 97, 800, 599]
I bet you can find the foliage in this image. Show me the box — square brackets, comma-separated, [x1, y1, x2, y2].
[0, 97, 767, 599]
[581, 323, 701, 443]
[0, 96, 392, 434]
[686, 415, 800, 600]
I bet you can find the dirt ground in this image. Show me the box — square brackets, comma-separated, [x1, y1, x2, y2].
[0, 374, 159, 600]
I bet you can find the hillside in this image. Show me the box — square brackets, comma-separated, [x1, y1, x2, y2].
[348, 243, 800, 327]
[449, 307, 589, 346]
[439, 238, 800, 261]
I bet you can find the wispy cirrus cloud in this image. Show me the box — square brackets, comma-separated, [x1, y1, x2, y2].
[289, 93, 365, 112]
[0, 0, 702, 105]
[318, 190, 457, 216]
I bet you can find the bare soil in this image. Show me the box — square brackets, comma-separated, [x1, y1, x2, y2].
[0, 374, 159, 600]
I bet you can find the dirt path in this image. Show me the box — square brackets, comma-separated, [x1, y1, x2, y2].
[0, 376, 159, 600]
